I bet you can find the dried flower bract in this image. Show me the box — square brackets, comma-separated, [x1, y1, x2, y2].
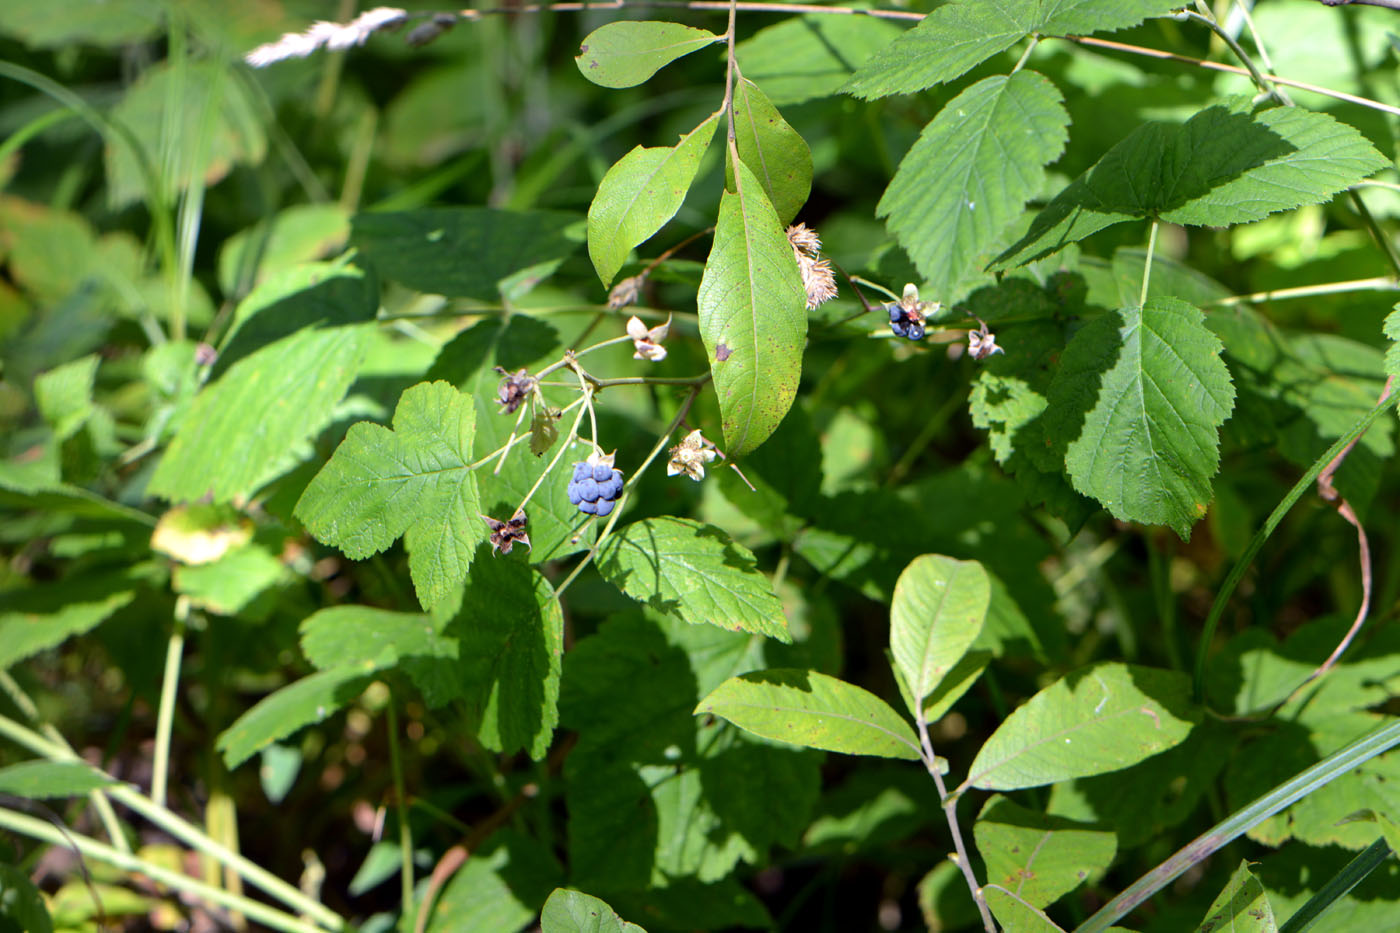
[968, 319, 1005, 361]
[245, 7, 408, 67]
[495, 367, 537, 414]
[627, 315, 671, 362]
[482, 510, 530, 555]
[608, 274, 645, 310]
[667, 429, 718, 482]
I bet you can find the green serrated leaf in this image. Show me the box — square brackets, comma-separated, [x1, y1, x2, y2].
[974, 795, 1116, 910]
[890, 554, 989, 716]
[0, 580, 136, 671]
[697, 160, 807, 457]
[588, 111, 719, 286]
[542, 889, 646, 933]
[1384, 304, 1400, 381]
[351, 208, 581, 300]
[294, 381, 487, 610]
[34, 353, 99, 441]
[967, 662, 1198, 790]
[596, 517, 790, 642]
[0, 761, 117, 799]
[997, 102, 1388, 268]
[731, 78, 812, 226]
[216, 664, 375, 769]
[1045, 298, 1235, 538]
[1196, 861, 1277, 932]
[843, 0, 1177, 99]
[299, 606, 443, 671]
[879, 71, 1068, 300]
[737, 15, 904, 106]
[575, 21, 722, 88]
[695, 669, 922, 760]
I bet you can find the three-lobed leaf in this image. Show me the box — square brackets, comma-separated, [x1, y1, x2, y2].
[843, 0, 1178, 99]
[879, 71, 1068, 301]
[294, 380, 487, 610]
[697, 159, 807, 457]
[575, 21, 722, 88]
[889, 554, 989, 718]
[596, 516, 790, 642]
[996, 102, 1388, 268]
[696, 669, 922, 760]
[966, 662, 1198, 791]
[730, 78, 812, 226]
[588, 111, 720, 287]
[1046, 298, 1235, 538]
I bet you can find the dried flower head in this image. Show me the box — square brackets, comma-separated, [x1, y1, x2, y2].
[245, 7, 408, 67]
[608, 274, 645, 310]
[495, 367, 536, 414]
[667, 429, 718, 482]
[787, 224, 838, 311]
[968, 319, 1005, 361]
[627, 315, 671, 362]
[482, 510, 530, 555]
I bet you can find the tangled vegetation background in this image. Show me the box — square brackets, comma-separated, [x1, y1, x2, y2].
[3, 0, 1400, 931]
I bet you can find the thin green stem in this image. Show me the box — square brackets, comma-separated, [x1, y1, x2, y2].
[1191, 391, 1400, 702]
[914, 711, 995, 933]
[1140, 219, 1159, 307]
[0, 808, 328, 933]
[152, 598, 190, 809]
[1279, 836, 1394, 933]
[512, 393, 592, 517]
[0, 713, 345, 930]
[1179, 8, 1286, 103]
[1209, 276, 1396, 307]
[386, 699, 415, 928]
[1011, 35, 1039, 74]
[1348, 189, 1400, 279]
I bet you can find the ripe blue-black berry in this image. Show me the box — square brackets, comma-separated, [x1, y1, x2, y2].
[568, 460, 625, 516]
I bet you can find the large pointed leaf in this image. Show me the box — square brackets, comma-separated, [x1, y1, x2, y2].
[596, 517, 790, 642]
[1044, 298, 1235, 538]
[696, 160, 807, 457]
[878, 71, 1068, 300]
[695, 669, 922, 760]
[216, 664, 376, 769]
[731, 78, 812, 226]
[996, 102, 1388, 268]
[842, 0, 1177, 99]
[974, 795, 1116, 910]
[588, 111, 720, 287]
[575, 21, 722, 88]
[294, 381, 487, 610]
[966, 663, 1198, 791]
[889, 555, 989, 717]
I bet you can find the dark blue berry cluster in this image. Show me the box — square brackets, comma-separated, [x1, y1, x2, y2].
[888, 303, 925, 341]
[568, 461, 624, 516]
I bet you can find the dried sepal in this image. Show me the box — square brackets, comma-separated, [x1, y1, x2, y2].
[495, 367, 536, 414]
[787, 223, 837, 311]
[482, 509, 530, 555]
[667, 429, 718, 482]
[968, 319, 1005, 361]
[608, 274, 645, 310]
[627, 314, 671, 362]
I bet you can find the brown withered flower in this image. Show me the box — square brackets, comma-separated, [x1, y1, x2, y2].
[627, 315, 671, 362]
[968, 319, 1005, 361]
[787, 223, 837, 311]
[667, 429, 718, 482]
[495, 367, 536, 414]
[608, 274, 645, 310]
[482, 510, 530, 555]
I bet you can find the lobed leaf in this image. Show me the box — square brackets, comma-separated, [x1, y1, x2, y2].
[997, 102, 1388, 268]
[596, 517, 790, 642]
[588, 111, 719, 287]
[967, 662, 1198, 790]
[1046, 298, 1235, 538]
[697, 159, 807, 457]
[575, 21, 722, 88]
[889, 554, 989, 717]
[843, 0, 1177, 99]
[730, 78, 812, 226]
[294, 380, 487, 610]
[695, 669, 922, 760]
[879, 71, 1068, 300]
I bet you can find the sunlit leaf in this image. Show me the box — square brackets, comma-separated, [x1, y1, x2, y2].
[1196, 861, 1277, 932]
[974, 795, 1116, 909]
[731, 78, 812, 226]
[575, 21, 722, 88]
[889, 554, 989, 716]
[542, 889, 646, 933]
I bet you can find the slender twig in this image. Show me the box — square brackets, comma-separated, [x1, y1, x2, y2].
[152, 597, 189, 809]
[1178, 9, 1287, 103]
[915, 711, 995, 933]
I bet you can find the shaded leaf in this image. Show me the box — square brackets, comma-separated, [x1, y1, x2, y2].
[172, 544, 287, 616]
[542, 889, 646, 933]
[974, 795, 1116, 909]
[843, 0, 1176, 99]
[575, 21, 722, 88]
[737, 15, 904, 106]
[351, 208, 582, 300]
[967, 662, 1198, 790]
[294, 381, 487, 611]
[0, 863, 51, 933]
[997, 102, 1388, 268]
[588, 111, 720, 287]
[216, 664, 375, 769]
[0, 578, 136, 670]
[0, 761, 117, 799]
[1045, 298, 1235, 538]
[217, 203, 350, 297]
[889, 554, 989, 716]
[596, 517, 790, 642]
[731, 78, 812, 226]
[879, 71, 1068, 300]
[695, 668, 922, 760]
[428, 833, 563, 933]
[697, 160, 807, 457]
